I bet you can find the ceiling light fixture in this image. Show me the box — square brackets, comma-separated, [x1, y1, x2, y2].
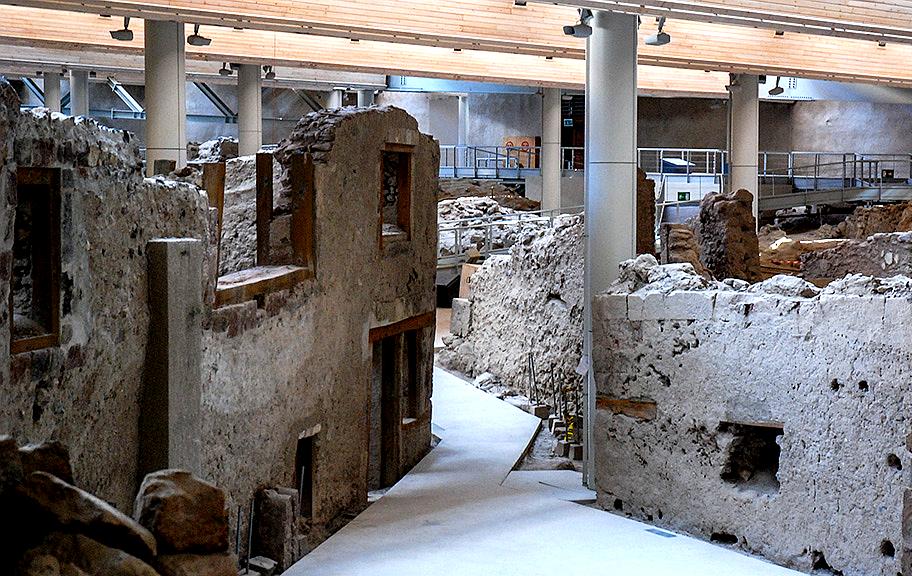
[775, 30, 785, 36]
[645, 16, 670, 46]
[563, 9, 592, 38]
[878, 40, 887, 47]
[187, 24, 212, 46]
[219, 62, 233, 76]
[768, 76, 784, 96]
[109, 16, 133, 41]
[263, 65, 276, 80]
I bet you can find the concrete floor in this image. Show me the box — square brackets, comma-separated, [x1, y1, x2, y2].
[286, 368, 802, 576]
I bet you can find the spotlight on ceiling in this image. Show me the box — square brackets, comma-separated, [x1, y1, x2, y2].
[562, 9, 592, 38]
[878, 40, 887, 47]
[263, 65, 276, 80]
[109, 16, 133, 41]
[645, 16, 670, 46]
[219, 62, 233, 76]
[187, 24, 212, 46]
[768, 76, 784, 96]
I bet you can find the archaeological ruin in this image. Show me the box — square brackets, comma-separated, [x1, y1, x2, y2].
[6, 3, 912, 573]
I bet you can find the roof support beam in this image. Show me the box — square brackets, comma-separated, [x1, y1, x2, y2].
[21, 77, 44, 103]
[193, 82, 238, 123]
[107, 76, 144, 113]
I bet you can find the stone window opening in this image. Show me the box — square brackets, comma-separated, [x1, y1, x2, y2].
[380, 146, 413, 245]
[719, 421, 784, 494]
[295, 433, 316, 519]
[209, 152, 317, 308]
[11, 167, 61, 354]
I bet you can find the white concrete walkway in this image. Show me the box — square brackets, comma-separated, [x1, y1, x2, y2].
[286, 368, 801, 576]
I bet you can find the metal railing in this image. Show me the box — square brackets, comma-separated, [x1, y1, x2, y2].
[439, 145, 542, 179]
[437, 205, 582, 269]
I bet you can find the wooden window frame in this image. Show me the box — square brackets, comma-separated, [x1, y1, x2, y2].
[208, 152, 317, 308]
[379, 144, 414, 248]
[11, 167, 62, 355]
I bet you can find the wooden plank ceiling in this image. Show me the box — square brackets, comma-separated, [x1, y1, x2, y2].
[0, 1, 910, 89]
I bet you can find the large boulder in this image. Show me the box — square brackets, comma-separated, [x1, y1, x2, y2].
[134, 470, 229, 555]
[18, 532, 159, 576]
[16, 472, 157, 561]
[19, 441, 74, 485]
[155, 553, 237, 576]
[0, 435, 23, 496]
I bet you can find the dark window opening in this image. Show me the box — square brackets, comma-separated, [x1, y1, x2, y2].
[12, 167, 61, 354]
[380, 148, 412, 242]
[719, 421, 783, 494]
[295, 434, 315, 518]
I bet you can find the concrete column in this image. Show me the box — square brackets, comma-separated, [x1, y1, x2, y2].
[729, 73, 760, 218]
[68, 70, 89, 117]
[237, 64, 263, 156]
[582, 10, 638, 488]
[457, 95, 468, 148]
[327, 89, 344, 108]
[357, 90, 374, 107]
[43, 72, 61, 113]
[144, 20, 187, 176]
[541, 88, 562, 211]
[140, 238, 203, 476]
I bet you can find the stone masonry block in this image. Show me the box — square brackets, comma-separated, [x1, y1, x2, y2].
[640, 293, 666, 321]
[450, 298, 472, 337]
[595, 294, 628, 321]
[627, 295, 645, 321]
[661, 291, 714, 321]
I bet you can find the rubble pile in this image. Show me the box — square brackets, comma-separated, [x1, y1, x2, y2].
[437, 197, 549, 258]
[191, 137, 239, 163]
[438, 178, 539, 211]
[2, 437, 242, 576]
[802, 232, 912, 279]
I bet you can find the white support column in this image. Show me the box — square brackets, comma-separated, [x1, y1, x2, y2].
[541, 87, 562, 211]
[237, 64, 263, 157]
[43, 72, 61, 113]
[357, 90, 374, 107]
[327, 89, 344, 109]
[729, 73, 760, 219]
[144, 20, 187, 176]
[582, 10, 639, 488]
[457, 95, 468, 148]
[68, 70, 89, 117]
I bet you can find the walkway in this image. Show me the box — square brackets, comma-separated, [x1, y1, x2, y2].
[286, 368, 801, 576]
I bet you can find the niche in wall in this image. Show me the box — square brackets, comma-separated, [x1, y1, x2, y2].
[380, 146, 413, 243]
[719, 421, 784, 494]
[11, 167, 61, 354]
[295, 433, 316, 519]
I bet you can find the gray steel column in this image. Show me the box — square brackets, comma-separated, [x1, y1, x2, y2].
[69, 70, 89, 117]
[357, 90, 374, 107]
[238, 64, 263, 156]
[457, 95, 468, 147]
[44, 72, 61, 113]
[729, 73, 760, 218]
[144, 20, 187, 175]
[541, 87, 562, 211]
[582, 10, 638, 488]
[327, 89, 344, 108]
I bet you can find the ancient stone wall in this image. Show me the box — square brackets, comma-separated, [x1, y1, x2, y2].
[201, 106, 437, 559]
[696, 189, 759, 281]
[801, 232, 912, 279]
[0, 93, 209, 511]
[439, 215, 583, 408]
[593, 257, 912, 576]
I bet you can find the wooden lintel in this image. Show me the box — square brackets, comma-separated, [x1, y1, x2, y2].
[214, 265, 311, 308]
[202, 161, 227, 267]
[369, 311, 435, 343]
[596, 396, 658, 421]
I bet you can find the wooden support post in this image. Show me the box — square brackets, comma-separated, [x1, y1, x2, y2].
[289, 153, 316, 269]
[256, 152, 273, 265]
[202, 162, 226, 267]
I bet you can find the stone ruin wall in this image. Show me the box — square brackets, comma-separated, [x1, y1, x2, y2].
[200, 106, 438, 560]
[439, 214, 584, 409]
[0, 84, 210, 511]
[0, 85, 438, 569]
[593, 257, 912, 576]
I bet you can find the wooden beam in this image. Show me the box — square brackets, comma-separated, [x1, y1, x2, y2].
[255, 152, 273, 266]
[369, 312, 436, 343]
[596, 396, 658, 421]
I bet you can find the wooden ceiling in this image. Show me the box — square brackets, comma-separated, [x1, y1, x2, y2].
[0, 1, 910, 91]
